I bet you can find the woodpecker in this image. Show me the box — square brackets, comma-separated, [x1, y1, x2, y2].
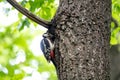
[40, 33, 55, 65]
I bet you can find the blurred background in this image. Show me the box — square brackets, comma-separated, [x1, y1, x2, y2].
[0, 0, 58, 80]
[0, 0, 120, 80]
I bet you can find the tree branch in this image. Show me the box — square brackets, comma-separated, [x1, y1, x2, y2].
[7, 0, 51, 29]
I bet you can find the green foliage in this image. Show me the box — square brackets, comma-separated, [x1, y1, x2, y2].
[19, 0, 57, 26]
[0, 0, 58, 80]
[39, 1, 57, 20]
[0, 0, 3, 2]
[0, 24, 57, 80]
[111, 0, 120, 45]
[29, 0, 45, 11]
[18, 18, 30, 31]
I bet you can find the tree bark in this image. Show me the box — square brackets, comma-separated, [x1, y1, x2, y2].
[53, 0, 111, 80]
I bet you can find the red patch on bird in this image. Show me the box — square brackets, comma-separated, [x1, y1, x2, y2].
[50, 51, 54, 58]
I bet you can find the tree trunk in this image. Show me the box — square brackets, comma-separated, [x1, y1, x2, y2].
[53, 0, 111, 80]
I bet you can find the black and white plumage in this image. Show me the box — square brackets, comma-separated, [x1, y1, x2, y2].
[40, 32, 56, 67]
[40, 37, 54, 62]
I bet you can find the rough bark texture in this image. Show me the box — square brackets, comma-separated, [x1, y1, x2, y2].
[53, 0, 111, 80]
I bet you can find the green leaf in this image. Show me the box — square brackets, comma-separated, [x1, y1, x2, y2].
[40, 7, 51, 20]
[110, 36, 118, 45]
[48, 0, 54, 3]
[18, 18, 30, 31]
[11, 74, 24, 80]
[29, 0, 44, 12]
